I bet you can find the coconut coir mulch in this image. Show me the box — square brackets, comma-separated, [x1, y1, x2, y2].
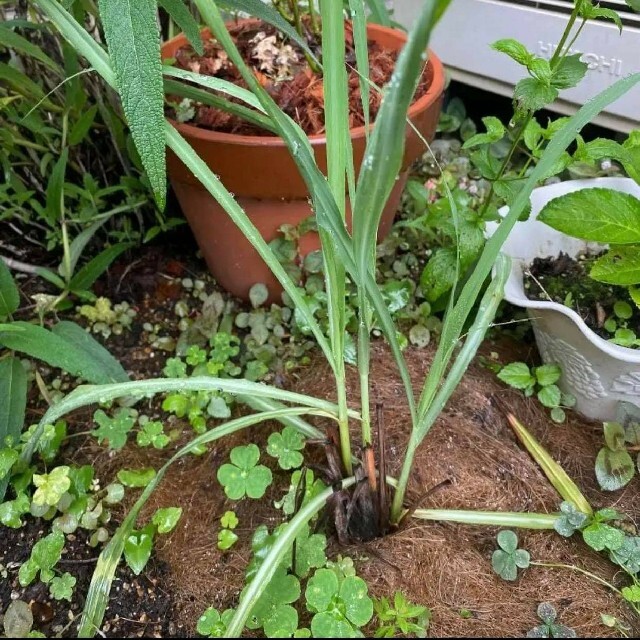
[170, 20, 431, 136]
[104, 338, 639, 638]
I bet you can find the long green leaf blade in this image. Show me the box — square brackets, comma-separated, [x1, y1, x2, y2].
[0, 322, 127, 386]
[507, 413, 592, 516]
[0, 23, 62, 72]
[99, 0, 166, 208]
[353, 0, 448, 278]
[163, 65, 266, 112]
[68, 242, 133, 291]
[163, 78, 275, 132]
[0, 357, 27, 499]
[0, 260, 19, 319]
[158, 0, 203, 55]
[364, 0, 391, 26]
[21, 374, 353, 463]
[51, 321, 129, 384]
[412, 509, 559, 529]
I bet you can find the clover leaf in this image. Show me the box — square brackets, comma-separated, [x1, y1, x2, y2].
[554, 501, 590, 537]
[217, 529, 238, 550]
[526, 602, 576, 638]
[49, 572, 76, 601]
[32, 466, 71, 507]
[595, 422, 636, 491]
[137, 420, 170, 449]
[610, 536, 640, 573]
[306, 567, 373, 637]
[196, 607, 235, 637]
[163, 357, 187, 378]
[217, 444, 272, 500]
[492, 530, 530, 581]
[267, 427, 305, 470]
[245, 566, 300, 637]
[92, 408, 136, 450]
[582, 521, 625, 552]
[294, 524, 326, 579]
[221, 510, 238, 529]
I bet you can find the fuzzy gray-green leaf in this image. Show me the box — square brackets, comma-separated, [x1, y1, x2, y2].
[99, 0, 166, 208]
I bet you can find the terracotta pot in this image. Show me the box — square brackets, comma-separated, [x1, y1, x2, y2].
[162, 22, 445, 302]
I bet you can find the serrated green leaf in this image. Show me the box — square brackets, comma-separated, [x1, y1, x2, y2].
[535, 364, 561, 386]
[591, 247, 640, 286]
[492, 38, 533, 66]
[462, 116, 506, 149]
[539, 188, 640, 245]
[514, 77, 558, 112]
[99, 0, 165, 208]
[498, 362, 535, 390]
[538, 384, 561, 408]
[33, 466, 71, 506]
[552, 54, 588, 89]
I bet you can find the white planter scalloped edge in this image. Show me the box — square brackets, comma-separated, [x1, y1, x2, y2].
[488, 177, 640, 422]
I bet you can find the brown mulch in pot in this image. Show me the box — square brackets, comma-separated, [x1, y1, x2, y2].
[168, 20, 431, 136]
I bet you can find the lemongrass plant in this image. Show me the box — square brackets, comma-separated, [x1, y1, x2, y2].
[22, 0, 640, 636]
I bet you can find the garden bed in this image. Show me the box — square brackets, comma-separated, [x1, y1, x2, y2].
[2, 240, 638, 638]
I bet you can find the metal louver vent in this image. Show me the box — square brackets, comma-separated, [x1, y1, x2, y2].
[494, 0, 640, 28]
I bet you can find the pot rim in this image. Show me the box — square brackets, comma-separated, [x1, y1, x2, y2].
[497, 177, 640, 365]
[161, 21, 445, 146]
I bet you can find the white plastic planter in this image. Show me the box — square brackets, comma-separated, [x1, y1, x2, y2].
[492, 177, 640, 422]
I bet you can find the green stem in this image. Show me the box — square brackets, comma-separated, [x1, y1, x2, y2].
[412, 509, 559, 529]
[530, 561, 620, 594]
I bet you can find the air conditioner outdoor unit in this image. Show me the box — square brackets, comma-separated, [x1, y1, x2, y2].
[393, 0, 640, 132]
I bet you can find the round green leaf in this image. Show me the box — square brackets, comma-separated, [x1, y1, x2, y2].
[217, 464, 246, 500]
[152, 506, 182, 534]
[245, 465, 273, 499]
[537, 384, 561, 408]
[230, 444, 261, 470]
[306, 568, 339, 612]
[340, 576, 373, 627]
[497, 529, 518, 553]
[263, 604, 298, 638]
[595, 447, 634, 491]
[310, 612, 355, 638]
